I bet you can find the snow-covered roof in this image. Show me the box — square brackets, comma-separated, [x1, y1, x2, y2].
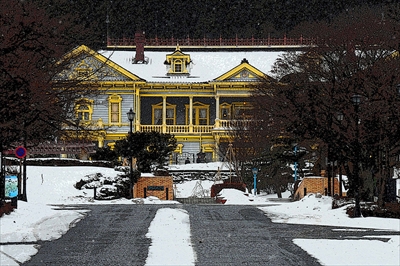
[99, 49, 284, 83]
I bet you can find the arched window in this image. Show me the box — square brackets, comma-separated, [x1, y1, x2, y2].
[174, 59, 183, 73]
[75, 99, 93, 121]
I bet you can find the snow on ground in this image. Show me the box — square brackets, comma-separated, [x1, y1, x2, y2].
[166, 162, 230, 171]
[293, 237, 400, 266]
[145, 208, 196, 266]
[1, 162, 399, 265]
[259, 194, 400, 266]
[260, 194, 399, 231]
[25, 166, 119, 204]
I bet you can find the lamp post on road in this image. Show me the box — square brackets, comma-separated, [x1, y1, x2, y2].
[337, 111, 344, 197]
[351, 94, 361, 217]
[293, 143, 298, 182]
[252, 167, 258, 196]
[127, 108, 135, 199]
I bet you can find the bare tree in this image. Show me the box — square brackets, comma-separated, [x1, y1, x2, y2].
[254, 7, 400, 215]
[0, 1, 102, 202]
[221, 112, 271, 190]
[0, 0, 99, 151]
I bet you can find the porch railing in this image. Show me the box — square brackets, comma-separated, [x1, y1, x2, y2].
[139, 120, 250, 134]
[218, 120, 252, 129]
[140, 125, 213, 134]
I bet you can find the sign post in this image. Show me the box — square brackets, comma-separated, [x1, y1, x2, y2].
[0, 152, 3, 203]
[14, 146, 27, 201]
[252, 167, 258, 196]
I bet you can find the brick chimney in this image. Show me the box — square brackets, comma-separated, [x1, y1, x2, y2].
[133, 31, 145, 63]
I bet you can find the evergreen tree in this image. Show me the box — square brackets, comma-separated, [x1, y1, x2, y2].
[258, 145, 295, 198]
[31, 0, 395, 48]
[114, 131, 177, 173]
[91, 146, 118, 163]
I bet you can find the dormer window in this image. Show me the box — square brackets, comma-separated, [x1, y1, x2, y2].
[164, 45, 192, 76]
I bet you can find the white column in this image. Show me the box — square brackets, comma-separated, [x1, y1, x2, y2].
[215, 95, 220, 119]
[189, 96, 193, 125]
[135, 87, 140, 131]
[189, 96, 193, 133]
[215, 95, 220, 127]
[162, 96, 167, 132]
[162, 96, 167, 124]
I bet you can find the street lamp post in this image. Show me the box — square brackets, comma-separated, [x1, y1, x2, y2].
[252, 167, 258, 196]
[127, 108, 135, 199]
[351, 94, 361, 217]
[293, 143, 298, 182]
[337, 112, 344, 197]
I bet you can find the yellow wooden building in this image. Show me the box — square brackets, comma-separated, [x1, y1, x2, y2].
[61, 34, 303, 163]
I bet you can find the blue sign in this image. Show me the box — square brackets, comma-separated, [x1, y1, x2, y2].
[5, 175, 18, 198]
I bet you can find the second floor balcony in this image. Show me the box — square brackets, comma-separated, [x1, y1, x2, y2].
[138, 119, 253, 135]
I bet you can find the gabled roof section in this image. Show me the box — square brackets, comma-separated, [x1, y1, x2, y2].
[57, 45, 144, 82]
[214, 58, 272, 82]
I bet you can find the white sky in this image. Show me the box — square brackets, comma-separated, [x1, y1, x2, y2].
[1, 162, 399, 265]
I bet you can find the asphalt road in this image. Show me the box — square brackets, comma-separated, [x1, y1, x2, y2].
[21, 204, 397, 266]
